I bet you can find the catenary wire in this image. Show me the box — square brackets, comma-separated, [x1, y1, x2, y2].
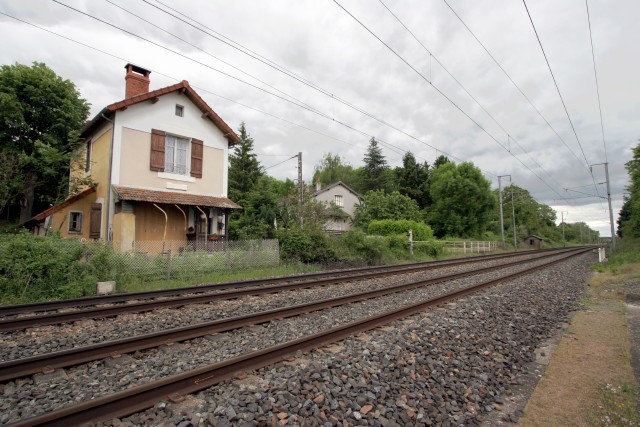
[585, 0, 609, 164]
[378, 0, 566, 191]
[333, 0, 572, 202]
[521, 0, 604, 207]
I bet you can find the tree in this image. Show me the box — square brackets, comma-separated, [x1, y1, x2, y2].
[428, 161, 495, 238]
[0, 62, 90, 223]
[312, 153, 362, 192]
[617, 197, 631, 238]
[395, 152, 430, 208]
[228, 122, 263, 206]
[353, 190, 421, 228]
[619, 144, 640, 238]
[362, 137, 392, 192]
[433, 155, 450, 169]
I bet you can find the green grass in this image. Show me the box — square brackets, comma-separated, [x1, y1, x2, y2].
[116, 263, 323, 293]
[588, 381, 640, 426]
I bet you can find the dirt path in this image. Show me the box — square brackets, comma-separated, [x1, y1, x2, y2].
[517, 274, 640, 426]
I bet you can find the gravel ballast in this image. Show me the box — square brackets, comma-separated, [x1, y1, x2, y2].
[0, 251, 593, 425]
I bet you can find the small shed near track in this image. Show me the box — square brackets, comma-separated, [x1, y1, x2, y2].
[523, 235, 544, 250]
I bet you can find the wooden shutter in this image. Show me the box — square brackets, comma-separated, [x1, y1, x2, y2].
[190, 138, 203, 178]
[150, 129, 166, 171]
[89, 203, 102, 239]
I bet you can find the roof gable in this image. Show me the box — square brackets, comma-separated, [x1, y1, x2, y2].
[81, 81, 239, 145]
[312, 181, 362, 199]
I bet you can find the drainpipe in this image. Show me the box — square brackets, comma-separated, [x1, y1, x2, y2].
[153, 203, 168, 253]
[173, 205, 187, 234]
[101, 112, 115, 241]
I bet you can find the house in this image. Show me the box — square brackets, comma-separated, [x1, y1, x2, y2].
[312, 180, 362, 233]
[523, 235, 544, 250]
[27, 64, 241, 253]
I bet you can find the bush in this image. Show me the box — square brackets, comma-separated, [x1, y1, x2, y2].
[0, 231, 125, 304]
[368, 219, 434, 241]
[413, 240, 444, 258]
[278, 229, 335, 264]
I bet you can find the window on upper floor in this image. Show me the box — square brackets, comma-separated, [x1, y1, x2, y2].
[334, 194, 343, 207]
[175, 104, 184, 117]
[151, 129, 203, 178]
[69, 211, 83, 233]
[164, 135, 190, 175]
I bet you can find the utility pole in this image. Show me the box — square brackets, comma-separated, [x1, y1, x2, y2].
[297, 152, 303, 226]
[498, 175, 511, 249]
[591, 163, 616, 250]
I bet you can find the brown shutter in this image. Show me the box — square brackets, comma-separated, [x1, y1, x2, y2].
[89, 203, 102, 239]
[150, 129, 166, 171]
[191, 138, 203, 178]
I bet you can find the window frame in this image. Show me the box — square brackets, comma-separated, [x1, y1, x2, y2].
[175, 104, 184, 117]
[69, 211, 83, 233]
[334, 194, 344, 207]
[164, 134, 191, 176]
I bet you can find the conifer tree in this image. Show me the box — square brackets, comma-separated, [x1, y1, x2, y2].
[228, 122, 262, 205]
[362, 137, 391, 192]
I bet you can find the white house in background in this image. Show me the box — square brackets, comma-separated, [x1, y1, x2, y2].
[312, 180, 362, 233]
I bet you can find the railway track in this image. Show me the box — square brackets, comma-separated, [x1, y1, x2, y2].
[0, 248, 578, 332]
[2, 247, 591, 426]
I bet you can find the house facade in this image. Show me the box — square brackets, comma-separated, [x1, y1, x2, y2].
[312, 181, 361, 233]
[28, 64, 241, 253]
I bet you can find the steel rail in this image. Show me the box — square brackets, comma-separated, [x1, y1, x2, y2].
[8, 248, 591, 427]
[0, 248, 583, 382]
[0, 247, 564, 317]
[0, 249, 578, 332]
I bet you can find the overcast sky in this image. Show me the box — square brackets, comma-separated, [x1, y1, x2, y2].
[1, 0, 638, 237]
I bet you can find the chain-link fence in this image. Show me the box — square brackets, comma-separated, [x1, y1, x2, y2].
[116, 239, 280, 280]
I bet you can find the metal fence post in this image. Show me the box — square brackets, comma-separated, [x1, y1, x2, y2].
[409, 229, 413, 256]
[165, 249, 172, 280]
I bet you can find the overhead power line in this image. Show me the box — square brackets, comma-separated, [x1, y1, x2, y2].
[521, 0, 604, 206]
[333, 0, 572, 201]
[378, 0, 566, 192]
[52, 0, 490, 172]
[442, 0, 590, 172]
[585, 0, 609, 164]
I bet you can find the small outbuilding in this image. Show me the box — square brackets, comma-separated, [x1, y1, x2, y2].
[523, 235, 544, 250]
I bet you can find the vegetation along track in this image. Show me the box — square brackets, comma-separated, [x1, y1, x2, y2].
[0, 248, 577, 332]
[2, 247, 590, 426]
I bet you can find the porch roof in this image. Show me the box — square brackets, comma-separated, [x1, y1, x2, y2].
[113, 186, 242, 210]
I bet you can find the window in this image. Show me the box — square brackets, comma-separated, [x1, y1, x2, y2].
[84, 139, 91, 173]
[69, 211, 83, 233]
[175, 104, 184, 117]
[164, 135, 189, 175]
[334, 195, 343, 207]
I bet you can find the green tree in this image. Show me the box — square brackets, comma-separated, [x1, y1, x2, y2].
[0, 62, 90, 223]
[362, 137, 392, 192]
[428, 161, 495, 238]
[312, 153, 362, 191]
[395, 152, 430, 208]
[354, 190, 421, 227]
[619, 144, 640, 238]
[617, 197, 631, 238]
[228, 122, 263, 206]
[433, 155, 450, 169]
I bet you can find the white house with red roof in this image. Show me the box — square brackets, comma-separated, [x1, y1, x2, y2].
[28, 64, 241, 253]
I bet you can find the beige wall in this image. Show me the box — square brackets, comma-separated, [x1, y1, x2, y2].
[49, 192, 98, 239]
[119, 127, 224, 196]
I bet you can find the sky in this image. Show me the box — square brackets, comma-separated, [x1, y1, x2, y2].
[1, 0, 638, 238]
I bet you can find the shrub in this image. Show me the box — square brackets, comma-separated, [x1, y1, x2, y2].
[0, 231, 125, 304]
[278, 229, 335, 264]
[368, 219, 434, 241]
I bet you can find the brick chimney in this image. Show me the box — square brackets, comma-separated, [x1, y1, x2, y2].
[124, 63, 151, 98]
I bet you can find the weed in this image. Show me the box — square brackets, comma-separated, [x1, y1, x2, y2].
[588, 381, 640, 426]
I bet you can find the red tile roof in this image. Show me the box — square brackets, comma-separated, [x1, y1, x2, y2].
[26, 187, 97, 224]
[113, 186, 242, 209]
[82, 80, 240, 145]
